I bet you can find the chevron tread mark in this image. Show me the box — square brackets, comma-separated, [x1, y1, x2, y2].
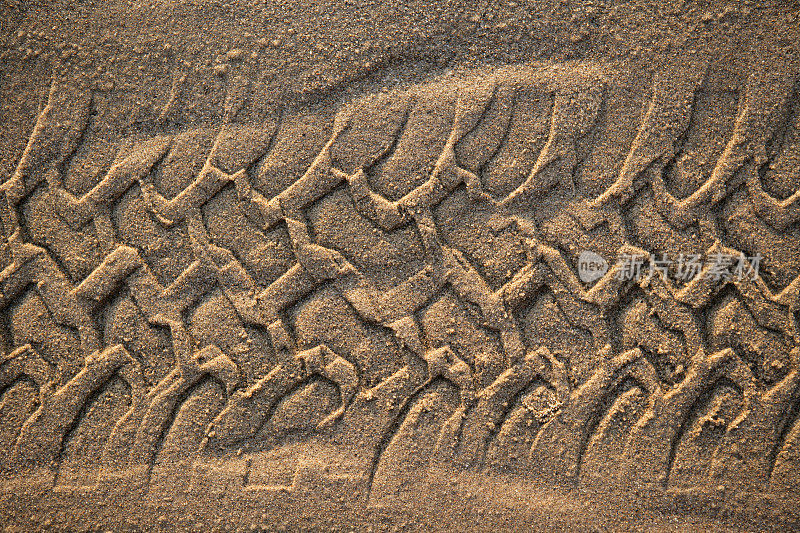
[0, 59, 799, 527]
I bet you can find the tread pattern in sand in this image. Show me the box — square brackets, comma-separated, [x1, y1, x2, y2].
[0, 60, 799, 507]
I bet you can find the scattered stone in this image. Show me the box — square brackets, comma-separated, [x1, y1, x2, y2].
[226, 48, 244, 61]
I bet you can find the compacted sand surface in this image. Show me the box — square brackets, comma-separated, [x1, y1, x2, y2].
[1, 1, 799, 530]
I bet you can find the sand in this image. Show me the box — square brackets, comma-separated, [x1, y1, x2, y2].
[0, 0, 799, 530]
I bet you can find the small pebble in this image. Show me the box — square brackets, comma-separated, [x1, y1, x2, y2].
[226, 48, 244, 61]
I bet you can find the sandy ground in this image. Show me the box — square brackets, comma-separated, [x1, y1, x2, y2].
[1, 0, 799, 531]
